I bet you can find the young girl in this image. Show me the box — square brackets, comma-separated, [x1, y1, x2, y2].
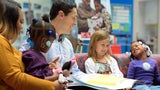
[127, 41, 160, 90]
[22, 17, 60, 81]
[22, 17, 73, 84]
[85, 30, 123, 77]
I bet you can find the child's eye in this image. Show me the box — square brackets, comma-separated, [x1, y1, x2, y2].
[106, 44, 110, 47]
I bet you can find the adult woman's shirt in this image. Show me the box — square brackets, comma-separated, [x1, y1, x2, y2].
[0, 35, 55, 90]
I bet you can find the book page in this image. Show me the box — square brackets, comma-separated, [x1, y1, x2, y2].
[75, 74, 137, 89]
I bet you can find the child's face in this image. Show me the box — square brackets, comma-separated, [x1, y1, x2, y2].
[130, 42, 146, 58]
[95, 39, 110, 57]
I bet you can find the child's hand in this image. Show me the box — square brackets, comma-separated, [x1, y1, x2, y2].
[52, 71, 59, 81]
[49, 56, 60, 69]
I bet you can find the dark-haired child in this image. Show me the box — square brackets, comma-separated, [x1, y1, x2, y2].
[22, 17, 66, 82]
[127, 41, 160, 90]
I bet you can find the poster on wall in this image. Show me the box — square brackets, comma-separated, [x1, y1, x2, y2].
[75, 0, 111, 39]
[111, 4, 132, 34]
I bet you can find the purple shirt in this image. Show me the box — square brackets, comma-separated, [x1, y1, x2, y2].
[22, 49, 53, 79]
[127, 58, 160, 85]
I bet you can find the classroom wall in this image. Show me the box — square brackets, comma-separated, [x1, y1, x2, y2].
[133, 0, 159, 53]
[13, 0, 52, 49]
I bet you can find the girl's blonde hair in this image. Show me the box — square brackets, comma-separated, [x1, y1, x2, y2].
[88, 30, 110, 62]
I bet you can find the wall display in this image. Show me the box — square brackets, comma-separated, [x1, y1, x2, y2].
[110, 0, 133, 53]
[22, 2, 30, 9]
[111, 4, 133, 53]
[74, 0, 111, 53]
[34, 4, 41, 10]
[75, 0, 111, 39]
[111, 4, 132, 35]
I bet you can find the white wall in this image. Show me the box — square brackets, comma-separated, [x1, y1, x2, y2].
[158, 0, 160, 53]
[133, 0, 159, 53]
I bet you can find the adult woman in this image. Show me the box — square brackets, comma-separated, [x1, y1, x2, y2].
[0, 0, 64, 90]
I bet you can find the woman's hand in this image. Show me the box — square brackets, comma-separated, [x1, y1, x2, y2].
[54, 80, 67, 90]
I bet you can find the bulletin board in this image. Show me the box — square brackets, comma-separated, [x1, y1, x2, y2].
[110, 0, 133, 53]
[111, 4, 132, 35]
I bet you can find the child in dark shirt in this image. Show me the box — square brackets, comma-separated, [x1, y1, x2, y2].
[22, 17, 70, 83]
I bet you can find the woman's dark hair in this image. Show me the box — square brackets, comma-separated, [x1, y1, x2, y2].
[94, 0, 105, 9]
[94, 0, 101, 4]
[0, 0, 22, 43]
[5, 0, 22, 28]
[50, 0, 77, 20]
[0, 0, 5, 19]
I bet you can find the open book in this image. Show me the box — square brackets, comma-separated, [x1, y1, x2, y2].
[72, 74, 138, 90]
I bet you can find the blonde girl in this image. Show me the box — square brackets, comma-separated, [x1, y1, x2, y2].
[85, 30, 123, 77]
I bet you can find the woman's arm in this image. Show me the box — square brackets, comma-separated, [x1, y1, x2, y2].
[0, 42, 56, 90]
